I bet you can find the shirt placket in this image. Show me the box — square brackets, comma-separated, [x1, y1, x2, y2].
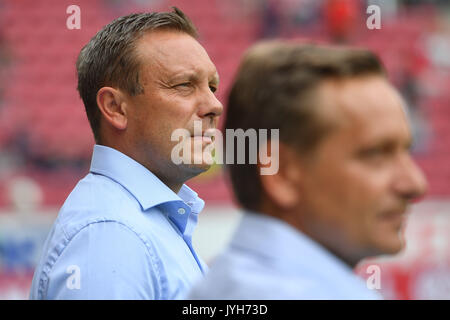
[166, 202, 205, 273]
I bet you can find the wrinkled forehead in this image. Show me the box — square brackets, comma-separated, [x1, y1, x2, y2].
[135, 30, 218, 81]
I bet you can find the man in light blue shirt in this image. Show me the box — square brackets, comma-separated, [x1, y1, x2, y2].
[189, 212, 381, 299]
[188, 42, 428, 299]
[30, 8, 223, 299]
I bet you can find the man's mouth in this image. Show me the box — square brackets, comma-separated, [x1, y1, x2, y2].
[379, 207, 408, 224]
[191, 136, 213, 144]
[191, 128, 216, 144]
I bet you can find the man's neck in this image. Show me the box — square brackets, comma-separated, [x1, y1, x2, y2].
[97, 142, 185, 195]
[260, 201, 361, 269]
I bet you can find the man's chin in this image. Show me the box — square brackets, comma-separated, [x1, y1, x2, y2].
[180, 162, 212, 177]
[368, 218, 407, 256]
[380, 243, 404, 256]
[368, 238, 405, 258]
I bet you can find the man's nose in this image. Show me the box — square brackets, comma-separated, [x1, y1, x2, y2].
[198, 87, 223, 119]
[393, 154, 428, 201]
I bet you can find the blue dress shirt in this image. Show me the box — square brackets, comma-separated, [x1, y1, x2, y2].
[30, 145, 207, 299]
[188, 212, 382, 299]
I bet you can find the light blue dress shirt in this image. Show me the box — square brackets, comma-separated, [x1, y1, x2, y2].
[188, 212, 382, 300]
[30, 145, 207, 300]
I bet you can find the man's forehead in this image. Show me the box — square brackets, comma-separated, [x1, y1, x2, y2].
[317, 76, 411, 144]
[135, 30, 218, 80]
[318, 77, 403, 119]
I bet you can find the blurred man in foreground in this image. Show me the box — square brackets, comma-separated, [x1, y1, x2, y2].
[188, 42, 427, 299]
[30, 8, 222, 299]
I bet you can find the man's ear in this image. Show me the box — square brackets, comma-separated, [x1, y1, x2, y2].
[258, 142, 303, 210]
[96, 87, 128, 131]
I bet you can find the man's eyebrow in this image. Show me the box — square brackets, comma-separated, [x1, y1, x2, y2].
[169, 70, 219, 84]
[210, 72, 219, 85]
[360, 136, 413, 152]
[168, 71, 198, 82]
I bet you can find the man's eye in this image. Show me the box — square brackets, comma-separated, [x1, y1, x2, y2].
[362, 148, 383, 157]
[209, 85, 217, 93]
[358, 144, 395, 164]
[175, 82, 191, 88]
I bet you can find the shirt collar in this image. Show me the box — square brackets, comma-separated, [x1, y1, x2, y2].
[231, 211, 358, 278]
[230, 212, 381, 299]
[89, 144, 204, 215]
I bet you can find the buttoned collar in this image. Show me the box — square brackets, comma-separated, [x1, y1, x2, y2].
[89, 145, 205, 224]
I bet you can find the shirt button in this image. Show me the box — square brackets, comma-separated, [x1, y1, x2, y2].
[177, 208, 186, 215]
